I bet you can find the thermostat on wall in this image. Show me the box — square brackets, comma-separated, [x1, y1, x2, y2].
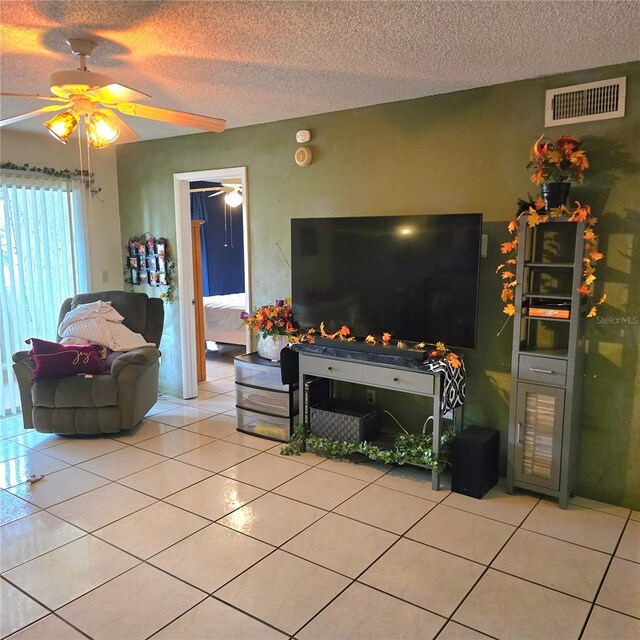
[296, 130, 311, 143]
[295, 146, 312, 167]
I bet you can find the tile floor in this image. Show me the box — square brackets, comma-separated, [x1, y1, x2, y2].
[1, 350, 639, 639]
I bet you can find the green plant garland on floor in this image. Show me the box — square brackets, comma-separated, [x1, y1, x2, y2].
[280, 424, 454, 472]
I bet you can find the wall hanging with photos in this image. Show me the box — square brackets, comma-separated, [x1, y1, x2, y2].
[123, 233, 175, 302]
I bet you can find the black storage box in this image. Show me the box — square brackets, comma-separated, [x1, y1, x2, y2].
[451, 426, 499, 499]
[310, 399, 380, 442]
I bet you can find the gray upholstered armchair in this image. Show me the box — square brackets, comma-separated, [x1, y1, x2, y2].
[12, 291, 164, 435]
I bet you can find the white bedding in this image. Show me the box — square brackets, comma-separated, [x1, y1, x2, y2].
[203, 293, 247, 345]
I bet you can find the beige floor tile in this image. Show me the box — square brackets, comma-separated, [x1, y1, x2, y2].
[437, 621, 493, 639]
[274, 467, 368, 510]
[152, 405, 214, 427]
[163, 389, 215, 404]
[176, 440, 258, 472]
[267, 445, 326, 466]
[582, 606, 640, 640]
[374, 465, 449, 502]
[118, 459, 212, 498]
[407, 504, 515, 565]
[43, 437, 126, 464]
[183, 414, 238, 438]
[0, 511, 84, 572]
[616, 519, 640, 563]
[4, 535, 139, 609]
[217, 550, 350, 635]
[360, 538, 483, 617]
[194, 395, 237, 414]
[199, 377, 236, 394]
[597, 557, 640, 618]
[47, 482, 155, 531]
[224, 408, 237, 418]
[8, 466, 108, 508]
[0, 452, 69, 489]
[0, 490, 40, 525]
[221, 453, 308, 490]
[0, 579, 48, 638]
[442, 485, 539, 526]
[58, 563, 204, 639]
[631, 510, 640, 522]
[134, 429, 214, 457]
[219, 493, 326, 546]
[6, 614, 86, 639]
[284, 512, 398, 578]
[78, 446, 166, 480]
[9, 431, 66, 451]
[94, 501, 209, 559]
[145, 399, 182, 417]
[166, 475, 265, 521]
[112, 419, 175, 444]
[335, 483, 436, 534]
[492, 529, 610, 600]
[154, 597, 286, 639]
[223, 431, 278, 450]
[0, 438, 30, 462]
[523, 499, 626, 553]
[150, 523, 273, 592]
[316, 457, 389, 482]
[453, 569, 590, 639]
[0, 416, 28, 439]
[298, 581, 445, 640]
[570, 495, 632, 518]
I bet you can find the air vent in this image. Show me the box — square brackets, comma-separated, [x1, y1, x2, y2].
[545, 77, 626, 127]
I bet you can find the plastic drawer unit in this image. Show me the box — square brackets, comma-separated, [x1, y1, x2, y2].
[234, 352, 298, 442]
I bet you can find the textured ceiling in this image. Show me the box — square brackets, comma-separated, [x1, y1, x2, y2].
[1, 0, 639, 141]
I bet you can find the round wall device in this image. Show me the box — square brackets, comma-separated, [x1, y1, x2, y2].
[295, 146, 313, 167]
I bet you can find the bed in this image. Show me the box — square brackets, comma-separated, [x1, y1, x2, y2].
[203, 293, 247, 345]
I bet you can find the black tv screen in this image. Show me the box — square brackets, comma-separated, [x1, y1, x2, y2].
[291, 213, 482, 349]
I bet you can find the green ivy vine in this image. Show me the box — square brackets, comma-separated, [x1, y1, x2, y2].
[0, 162, 102, 197]
[281, 424, 454, 472]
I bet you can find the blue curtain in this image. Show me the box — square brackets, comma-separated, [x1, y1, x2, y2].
[190, 192, 210, 296]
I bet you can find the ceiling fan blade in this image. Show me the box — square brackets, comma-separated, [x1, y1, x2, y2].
[115, 103, 226, 133]
[0, 103, 71, 127]
[106, 112, 140, 143]
[86, 83, 150, 104]
[207, 191, 225, 198]
[1, 92, 69, 102]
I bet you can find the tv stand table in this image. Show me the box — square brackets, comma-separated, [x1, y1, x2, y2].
[297, 349, 462, 491]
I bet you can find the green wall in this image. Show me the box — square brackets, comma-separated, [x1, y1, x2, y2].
[117, 62, 640, 509]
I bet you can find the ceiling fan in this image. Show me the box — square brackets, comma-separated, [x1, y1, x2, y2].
[0, 39, 226, 148]
[208, 183, 243, 207]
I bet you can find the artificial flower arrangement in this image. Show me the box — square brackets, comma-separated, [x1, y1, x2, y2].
[240, 298, 299, 338]
[290, 322, 462, 368]
[527, 134, 589, 185]
[498, 133, 605, 323]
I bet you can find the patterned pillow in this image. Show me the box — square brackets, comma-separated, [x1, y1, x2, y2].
[26, 338, 104, 380]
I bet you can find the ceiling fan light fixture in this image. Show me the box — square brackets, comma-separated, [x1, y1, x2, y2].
[44, 110, 78, 143]
[224, 190, 243, 207]
[86, 109, 120, 149]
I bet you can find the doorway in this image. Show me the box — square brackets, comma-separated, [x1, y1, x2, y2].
[174, 167, 251, 398]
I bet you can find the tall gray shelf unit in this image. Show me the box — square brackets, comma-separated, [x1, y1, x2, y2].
[506, 213, 586, 509]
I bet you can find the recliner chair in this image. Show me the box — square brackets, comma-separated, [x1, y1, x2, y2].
[12, 290, 164, 435]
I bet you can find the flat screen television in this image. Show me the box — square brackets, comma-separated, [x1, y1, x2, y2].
[291, 213, 482, 349]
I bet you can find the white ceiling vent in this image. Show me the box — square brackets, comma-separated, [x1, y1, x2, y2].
[545, 77, 626, 127]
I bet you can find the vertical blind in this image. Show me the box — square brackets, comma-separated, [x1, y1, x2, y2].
[0, 171, 87, 417]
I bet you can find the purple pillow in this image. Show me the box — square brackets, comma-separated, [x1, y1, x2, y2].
[26, 338, 104, 380]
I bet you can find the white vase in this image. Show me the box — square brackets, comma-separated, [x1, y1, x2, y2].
[257, 334, 289, 362]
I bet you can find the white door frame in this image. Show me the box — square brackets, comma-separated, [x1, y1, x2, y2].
[173, 167, 250, 399]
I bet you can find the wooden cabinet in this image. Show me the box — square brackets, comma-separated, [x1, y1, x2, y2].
[191, 220, 206, 382]
[507, 215, 585, 508]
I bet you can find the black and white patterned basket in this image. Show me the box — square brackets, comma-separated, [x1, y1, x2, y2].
[310, 400, 380, 442]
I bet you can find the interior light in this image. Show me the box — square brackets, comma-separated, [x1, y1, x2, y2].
[43, 111, 78, 143]
[86, 109, 120, 149]
[224, 190, 243, 208]
[398, 226, 415, 236]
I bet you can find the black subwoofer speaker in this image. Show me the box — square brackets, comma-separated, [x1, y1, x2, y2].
[451, 426, 499, 499]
